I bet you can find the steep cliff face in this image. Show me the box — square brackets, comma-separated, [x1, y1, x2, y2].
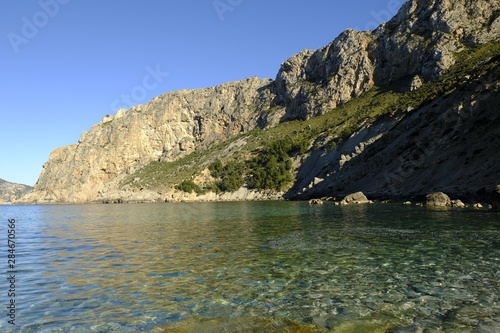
[20, 0, 499, 204]
[274, 0, 499, 120]
[0, 179, 32, 204]
[275, 30, 375, 121]
[23, 77, 274, 203]
[372, 0, 499, 82]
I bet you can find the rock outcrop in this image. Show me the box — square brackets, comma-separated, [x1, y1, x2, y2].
[20, 0, 500, 204]
[371, 0, 499, 83]
[340, 192, 370, 205]
[308, 198, 324, 205]
[21, 78, 274, 204]
[274, 0, 500, 120]
[426, 192, 452, 207]
[275, 29, 375, 121]
[0, 179, 32, 204]
[451, 199, 466, 208]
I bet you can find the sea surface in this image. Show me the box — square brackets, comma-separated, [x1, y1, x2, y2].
[0, 202, 498, 332]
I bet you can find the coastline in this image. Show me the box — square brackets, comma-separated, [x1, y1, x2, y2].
[13, 186, 500, 211]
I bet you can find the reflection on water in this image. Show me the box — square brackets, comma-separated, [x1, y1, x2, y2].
[0, 202, 498, 332]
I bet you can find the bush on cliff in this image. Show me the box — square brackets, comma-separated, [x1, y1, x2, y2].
[247, 138, 299, 191]
[207, 160, 245, 193]
[176, 179, 203, 194]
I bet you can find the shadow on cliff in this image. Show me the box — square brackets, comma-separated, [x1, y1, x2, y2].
[284, 67, 500, 202]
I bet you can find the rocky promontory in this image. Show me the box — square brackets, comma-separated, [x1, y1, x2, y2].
[0, 179, 32, 204]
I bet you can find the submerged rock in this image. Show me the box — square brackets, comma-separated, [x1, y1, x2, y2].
[155, 316, 328, 333]
[330, 319, 394, 333]
[388, 325, 424, 333]
[90, 322, 123, 332]
[473, 321, 500, 333]
[426, 192, 451, 207]
[341, 191, 369, 205]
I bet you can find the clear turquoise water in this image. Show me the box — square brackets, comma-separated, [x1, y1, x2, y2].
[0, 202, 499, 332]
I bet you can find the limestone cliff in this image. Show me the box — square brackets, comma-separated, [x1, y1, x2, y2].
[0, 179, 32, 204]
[20, 0, 499, 204]
[22, 77, 274, 203]
[274, 0, 499, 120]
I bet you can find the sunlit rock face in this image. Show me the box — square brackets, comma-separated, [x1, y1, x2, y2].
[0, 178, 32, 203]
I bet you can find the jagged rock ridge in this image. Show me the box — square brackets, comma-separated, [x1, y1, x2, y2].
[274, 0, 499, 120]
[20, 0, 499, 204]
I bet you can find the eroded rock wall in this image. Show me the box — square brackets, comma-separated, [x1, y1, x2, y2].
[274, 0, 499, 120]
[22, 78, 274, 203]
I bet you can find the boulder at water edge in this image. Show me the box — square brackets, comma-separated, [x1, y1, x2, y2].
[426, 192, 451, 207]
[341, 192, 369, 205]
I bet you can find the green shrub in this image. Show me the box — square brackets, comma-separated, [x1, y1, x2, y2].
[339, 123, 359, 141]
[218, 176, 244, 192]
[247, 155, 293, 191]
[208, 160, 223, 178]
[207, 160, 246, 193]
[205, 182, 222, 194]
[247, 138, 298, 191]
[176, 179, 203, 194]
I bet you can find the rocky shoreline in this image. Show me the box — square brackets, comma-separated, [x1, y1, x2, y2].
[309, 189, 500, 210]
[17, 187, 500, 213]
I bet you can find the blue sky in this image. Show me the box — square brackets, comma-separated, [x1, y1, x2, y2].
[1, 0, 406, 186]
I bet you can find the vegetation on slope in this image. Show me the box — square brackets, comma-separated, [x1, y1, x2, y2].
[246, 138, 308, 191]
[121, 40, 500, 195]
[207, 159, 245, 193]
